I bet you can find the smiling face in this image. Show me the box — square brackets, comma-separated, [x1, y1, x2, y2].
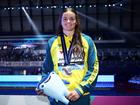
[61, 11, 77, 32]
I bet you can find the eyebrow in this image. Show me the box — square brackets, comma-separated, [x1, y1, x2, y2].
[63, 17, 76, 19]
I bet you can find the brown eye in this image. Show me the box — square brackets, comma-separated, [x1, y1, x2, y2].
[63, 18, 67, 21]
[70, 17, 76, 21]
[70, 18, 75, 21]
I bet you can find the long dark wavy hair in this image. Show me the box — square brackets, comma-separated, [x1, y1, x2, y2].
[56, 8, 85, 61]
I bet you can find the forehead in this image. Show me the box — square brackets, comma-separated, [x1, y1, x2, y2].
[62, 11, 76, 18]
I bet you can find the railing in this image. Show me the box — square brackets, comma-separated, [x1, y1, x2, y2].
[0, 75, 114, 88]
[0, 61, 43, 67]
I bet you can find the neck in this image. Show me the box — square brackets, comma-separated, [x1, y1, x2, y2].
[63, 30, 75, 36]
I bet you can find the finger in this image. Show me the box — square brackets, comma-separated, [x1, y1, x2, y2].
[68, 94, 80, 101]
[38, 91, 43, 95]
[67, 93, 73, 99]
[35, 89, 44, 95]
[71, 98, 77, 101]
[68, 94, 75, 100]
[43, 93, 48, 96]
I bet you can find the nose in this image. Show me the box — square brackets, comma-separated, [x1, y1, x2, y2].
[67, 19, 70, 23]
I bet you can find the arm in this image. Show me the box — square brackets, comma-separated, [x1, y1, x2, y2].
[36, 40, 54, 92]
[42, 40, 54, 77]
[75, 36, 99, 95]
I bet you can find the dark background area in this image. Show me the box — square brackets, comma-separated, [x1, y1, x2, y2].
[0, 0, 140, 46]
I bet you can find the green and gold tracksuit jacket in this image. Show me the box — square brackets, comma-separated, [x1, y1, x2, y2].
[42, 33, 99, 96]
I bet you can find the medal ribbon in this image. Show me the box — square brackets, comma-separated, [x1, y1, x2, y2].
[61, 34, 74, 65]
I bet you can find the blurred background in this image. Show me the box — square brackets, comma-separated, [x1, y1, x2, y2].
[0, 0, 140, 96]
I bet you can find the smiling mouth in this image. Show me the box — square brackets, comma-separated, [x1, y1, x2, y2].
[66, 24, 73, 27]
